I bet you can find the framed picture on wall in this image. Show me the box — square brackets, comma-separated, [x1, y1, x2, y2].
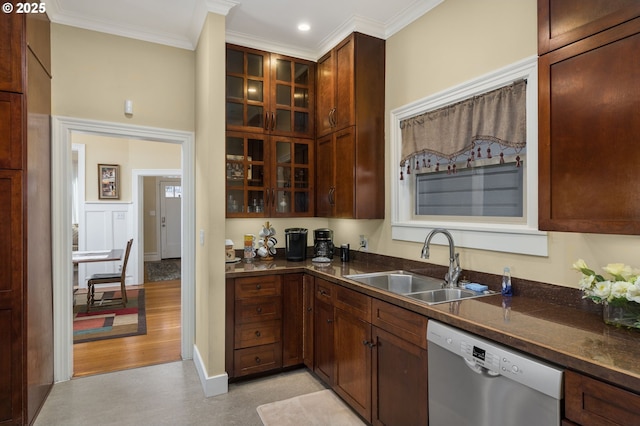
[98, 164, 120, 199]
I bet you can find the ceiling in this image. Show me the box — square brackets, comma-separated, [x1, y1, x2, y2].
[46, 0, 443, 60]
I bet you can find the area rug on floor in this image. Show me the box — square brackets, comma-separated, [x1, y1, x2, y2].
[145, 259, 181, 282]
[73, 289, 146, 344]
[257, 389, 365, 426]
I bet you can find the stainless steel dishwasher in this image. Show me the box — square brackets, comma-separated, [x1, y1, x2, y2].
[427, 321, 563, 426]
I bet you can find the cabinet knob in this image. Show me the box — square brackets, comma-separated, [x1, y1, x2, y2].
[255, 356, 261, 364]
[257, 307, 263, 313]
[327, 319, 333, 324]
[363, 340, 376, 348]
[256, 284, 261, 290]
[306, 307, 312, 312]
[255, 330, 261, 337]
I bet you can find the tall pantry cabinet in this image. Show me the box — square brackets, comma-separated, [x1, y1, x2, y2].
[315, 33, 385, 219]
[0, 3, 53, 424]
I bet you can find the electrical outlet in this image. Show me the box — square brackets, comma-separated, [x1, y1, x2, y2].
[359, 235, 368, 251]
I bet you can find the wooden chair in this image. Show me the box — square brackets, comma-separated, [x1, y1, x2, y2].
[86, 239, 133, 312]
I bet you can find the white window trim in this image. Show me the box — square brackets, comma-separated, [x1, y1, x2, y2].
[390, 56, 548, 256]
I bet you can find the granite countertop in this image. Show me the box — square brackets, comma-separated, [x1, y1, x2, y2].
[226, 255, 640, 394]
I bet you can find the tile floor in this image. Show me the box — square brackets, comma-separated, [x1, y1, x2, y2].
[34, 361, 327, 425]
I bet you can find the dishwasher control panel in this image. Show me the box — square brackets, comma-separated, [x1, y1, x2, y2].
[427, 321, 563, 399]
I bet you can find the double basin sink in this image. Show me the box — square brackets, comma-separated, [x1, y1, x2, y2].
[344, 270, 497, 305]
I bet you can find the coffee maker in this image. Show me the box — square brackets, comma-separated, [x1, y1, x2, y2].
[313, 228, 334, 259]
[284, 228, 308, 261]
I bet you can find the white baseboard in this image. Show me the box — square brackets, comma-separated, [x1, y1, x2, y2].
[193, 345, 228, 397]
[144, 252, 161, 262]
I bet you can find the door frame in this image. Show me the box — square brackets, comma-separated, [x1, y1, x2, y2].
[52, 116, 195, 382]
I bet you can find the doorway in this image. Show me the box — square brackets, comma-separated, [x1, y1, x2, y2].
[159, 178, 182, 259]
[52, 116, 195, 382]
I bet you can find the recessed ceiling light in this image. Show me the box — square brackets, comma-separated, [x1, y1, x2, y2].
[298, 23, 310, 32]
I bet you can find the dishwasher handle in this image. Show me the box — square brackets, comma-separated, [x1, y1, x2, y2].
[464, 358, 501, 378]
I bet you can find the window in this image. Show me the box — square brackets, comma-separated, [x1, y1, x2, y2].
[390, 56, 547, 256]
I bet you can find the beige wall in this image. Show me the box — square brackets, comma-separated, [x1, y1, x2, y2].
[72, 133, 181, 202]
[368, 0, 640, 288]
[194, 13, 226, 378]
[51, 24, 195, 131]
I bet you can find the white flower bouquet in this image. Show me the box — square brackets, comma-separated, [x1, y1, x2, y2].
[573, 259, 640, 329]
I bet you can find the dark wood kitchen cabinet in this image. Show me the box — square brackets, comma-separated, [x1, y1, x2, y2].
[564, 370, 640, 425]
[315, 32, 385, 219]
[225, 132, 314, 217]
[538, 3, 640, 234]
[0, 5, 53, 424]
[371, 299, 429, 426]
[302, 274, 314, 369]
[313, 278, 334, 385]
[333, 285, 372, 423]
[225, 45, 315, 218]
[226, 273, 305, 379]
[537, 0, 640, 54]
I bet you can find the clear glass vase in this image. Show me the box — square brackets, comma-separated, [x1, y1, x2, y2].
[603, 300, 640, 330]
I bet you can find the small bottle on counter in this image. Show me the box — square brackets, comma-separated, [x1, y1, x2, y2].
[501, 267, 513, 296]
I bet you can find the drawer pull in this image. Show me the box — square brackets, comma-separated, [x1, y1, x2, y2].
[255, 330, 261, 337]
[255, 356, 261, 364]
[307, 307, 312, 312]
[319, 289, 327, 296]
[256, 307, 263, 313]
[327, 319, 333, 324]
[363, 340, 376, 348]
[256, 284, 262, 290]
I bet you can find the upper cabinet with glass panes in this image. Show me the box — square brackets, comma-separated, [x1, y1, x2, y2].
[226, 45, 315, 138]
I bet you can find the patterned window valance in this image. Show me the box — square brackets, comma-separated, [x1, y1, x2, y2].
[399, 80, 527, 171]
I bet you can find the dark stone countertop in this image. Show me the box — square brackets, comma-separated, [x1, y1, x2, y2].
[225, 252, 640, 394]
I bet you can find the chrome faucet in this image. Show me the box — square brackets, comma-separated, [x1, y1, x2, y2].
[421, 228, 462, 288]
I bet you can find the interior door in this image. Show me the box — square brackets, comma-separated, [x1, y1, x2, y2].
[160, 179, 182, 259]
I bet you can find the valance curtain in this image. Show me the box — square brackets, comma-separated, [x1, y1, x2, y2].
[400, 79, 527, 167]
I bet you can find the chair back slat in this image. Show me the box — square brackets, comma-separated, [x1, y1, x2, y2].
[120, 238, 134, 280]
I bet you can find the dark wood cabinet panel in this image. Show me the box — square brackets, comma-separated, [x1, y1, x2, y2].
[371, 326, 428, 426]
[333, 308, 372, 423]
[538, 18, 640, 234]
[315, 33, 385, 219]
[282, 274, 303, 367]
[0, 7, 52, 424]
[0, 170, 23, 425]
[302, 275, 314, 369]
[234, 344, 283, 377]
[538, 0, 640, 54]
[0, 11, 24, 93]
[564, 370, 640, 425]
[0, 92, 23, 170]
[371, 298, 428, 349]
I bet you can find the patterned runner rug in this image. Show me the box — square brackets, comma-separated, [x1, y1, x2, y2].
[73, 289, 146, 343]
[145, 259, 181, 282]
[257, 389, 365, 426]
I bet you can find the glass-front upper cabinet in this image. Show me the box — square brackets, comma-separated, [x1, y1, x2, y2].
[226, 45, 315, 138]
[225, 132, 314, 217]
[271, 137, 314, 217]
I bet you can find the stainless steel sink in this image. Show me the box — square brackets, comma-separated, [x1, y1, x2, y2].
[344, 270, 498, 305]
[344, 270, 444, 294]
[404, 288, 479, 304]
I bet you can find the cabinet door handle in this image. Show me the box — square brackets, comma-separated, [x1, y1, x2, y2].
[326, 319, 333, 324]
[255, 330, 261, 337]
[271, 112, 276, 131]
[264, 112, 269, 130]
[329, 187, 335, 205]
[306, 307, 312, 312]
[363, 340, 376, 348]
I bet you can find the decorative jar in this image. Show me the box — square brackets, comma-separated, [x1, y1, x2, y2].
[603, 301, 640, 330]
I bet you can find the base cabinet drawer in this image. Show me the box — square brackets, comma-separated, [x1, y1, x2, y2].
[234, 344, 283, 377]
[234, 320, 282, 349]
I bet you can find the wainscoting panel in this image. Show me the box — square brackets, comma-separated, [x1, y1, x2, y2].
[78, 202, 137, 289]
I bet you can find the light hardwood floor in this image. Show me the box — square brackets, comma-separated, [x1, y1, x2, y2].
[73, 279, 182, 377]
